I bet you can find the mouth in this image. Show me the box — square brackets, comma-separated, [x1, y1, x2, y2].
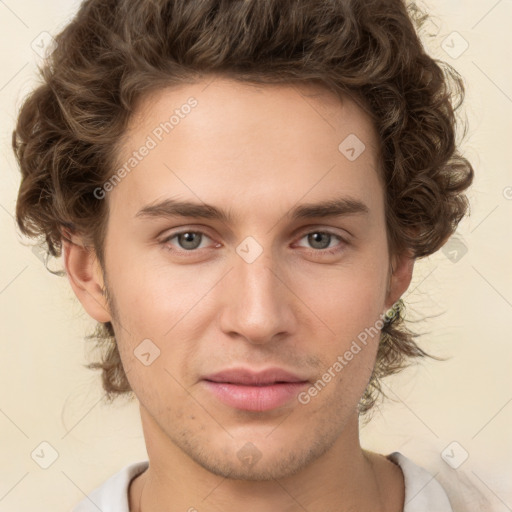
[204, 380, 300, 386]
[201, 367, 309, 412]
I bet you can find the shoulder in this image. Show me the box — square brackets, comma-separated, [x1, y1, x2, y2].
[70, 460, 149, 512]
[387, 451, 454, 512]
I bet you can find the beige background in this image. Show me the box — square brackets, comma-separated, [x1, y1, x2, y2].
[0, 1, 511, 511]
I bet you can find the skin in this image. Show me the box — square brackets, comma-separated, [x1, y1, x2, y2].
[63, 77, 413, 511]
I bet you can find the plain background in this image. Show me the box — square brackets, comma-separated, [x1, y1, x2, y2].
[0, 1, 511, 511]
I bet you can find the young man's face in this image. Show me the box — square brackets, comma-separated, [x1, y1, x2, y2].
[66, 77, 413, 480]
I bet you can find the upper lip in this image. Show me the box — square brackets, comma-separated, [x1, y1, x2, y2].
[203, 367, 309, 385]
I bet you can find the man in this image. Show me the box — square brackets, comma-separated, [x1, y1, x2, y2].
[13, 0, 474, 510]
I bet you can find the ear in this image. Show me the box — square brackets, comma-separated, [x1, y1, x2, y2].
[62, 235, 112, 323]
[384, 249, 415, 310]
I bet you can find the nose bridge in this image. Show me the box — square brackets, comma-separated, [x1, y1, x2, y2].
[220, 242, 294, 343]
[237, 253, 280, 307]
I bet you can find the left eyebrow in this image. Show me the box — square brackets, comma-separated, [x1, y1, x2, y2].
[290, 197, 369, 219]
[135, 196, 370, 223]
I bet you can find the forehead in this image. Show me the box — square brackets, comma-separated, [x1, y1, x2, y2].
[124, 78, 379, 154]
[110, 77, 384, 222]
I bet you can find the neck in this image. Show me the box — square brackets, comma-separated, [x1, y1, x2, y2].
[129, 406, 404, 512]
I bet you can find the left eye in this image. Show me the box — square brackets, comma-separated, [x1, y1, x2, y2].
[161, 230, 345, 254]
[295, 231, 343, 252]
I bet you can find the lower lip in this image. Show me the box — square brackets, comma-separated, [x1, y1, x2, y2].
[202, 380, 309, 412]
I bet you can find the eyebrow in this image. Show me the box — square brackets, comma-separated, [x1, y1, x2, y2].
[135, 196, 369, 223]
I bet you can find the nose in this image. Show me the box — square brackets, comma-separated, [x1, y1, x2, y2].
[218, 252, 297, 346]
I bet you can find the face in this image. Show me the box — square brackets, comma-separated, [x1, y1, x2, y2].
[67, 77, 413, 480]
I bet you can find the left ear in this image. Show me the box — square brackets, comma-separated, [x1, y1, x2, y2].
[384, 249, 415, 310]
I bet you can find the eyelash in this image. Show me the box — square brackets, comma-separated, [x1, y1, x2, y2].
[160, 228, 347, 257]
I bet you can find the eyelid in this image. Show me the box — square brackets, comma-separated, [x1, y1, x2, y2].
[160, 225, 348, 242]
[160, 226, 215, 243]
[294, 224, 350, 239]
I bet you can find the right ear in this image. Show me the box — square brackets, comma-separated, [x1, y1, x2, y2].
[61, 234, 112, 323]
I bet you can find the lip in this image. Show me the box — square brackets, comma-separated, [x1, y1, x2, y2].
[202, 367, 309, 412]
[203, 367, 308, 385]
[202, 381, 309, 412]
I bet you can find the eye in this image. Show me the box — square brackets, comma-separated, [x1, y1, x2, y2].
[295, 231, 346, 255]
[161, 230, 215, 252]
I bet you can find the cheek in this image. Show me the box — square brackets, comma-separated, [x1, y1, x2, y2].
[106, 244, 194, 332]
[105, 251, 217, 373]
[105, 261, 203, 407]
[302, 262, 388, 343]
[299, 271, 387, 407]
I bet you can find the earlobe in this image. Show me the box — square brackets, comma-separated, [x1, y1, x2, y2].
[62, 237, 112, 323]
[385, 250, 415, 311]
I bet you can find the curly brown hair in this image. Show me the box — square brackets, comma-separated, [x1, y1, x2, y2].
[12, 0, 474, 418]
